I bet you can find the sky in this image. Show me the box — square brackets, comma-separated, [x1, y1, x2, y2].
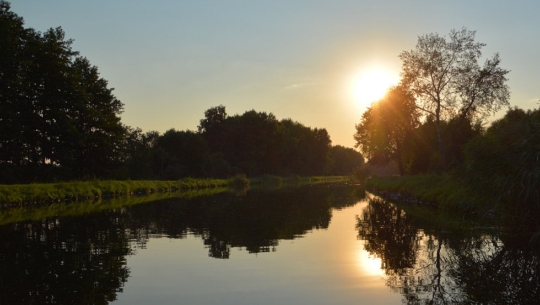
[10, 0, 540, 148]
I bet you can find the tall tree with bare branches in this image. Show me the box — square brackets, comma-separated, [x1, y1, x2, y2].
[399, 28, 510, 168]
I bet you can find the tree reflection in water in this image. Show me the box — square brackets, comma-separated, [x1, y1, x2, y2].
[357, 196, 540, 304]
[124, 184, 361, 259]
[0, 213, 131, 305]
[0, 184, 363, 303]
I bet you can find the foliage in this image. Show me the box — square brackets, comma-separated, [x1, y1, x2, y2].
[1, 4, 364, 183]
[461, 107, 540, 216]
[327, 145, 364, 175]
[0, 178, 231, 205]
[366, 174, 491, 213]
[402, 116, 441, 173]
[354, 85, 419, 175]
[195, 106, 334, 177]
[120, 106, 350, 180]
[0, 1, 126, 182]
[403, 116, 482, 174]
[399, 27, 510, 166]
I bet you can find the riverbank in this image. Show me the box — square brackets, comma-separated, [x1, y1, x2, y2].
[0, 175, 351, 207]
[365, 174, 494, 215]
[366, 174, 540, 245]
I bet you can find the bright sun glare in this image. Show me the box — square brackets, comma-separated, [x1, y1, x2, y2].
[350, 68, 399, 109]
[357, 248, 385, 277]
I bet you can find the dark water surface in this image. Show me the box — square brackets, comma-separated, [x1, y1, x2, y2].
[0, 183, 538, 304]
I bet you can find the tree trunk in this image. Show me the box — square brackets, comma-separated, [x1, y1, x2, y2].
[435, 106, 446, 171]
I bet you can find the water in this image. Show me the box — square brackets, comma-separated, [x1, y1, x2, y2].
[0, 184, 538, 304]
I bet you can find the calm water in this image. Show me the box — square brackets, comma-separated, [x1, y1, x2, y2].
[0, 183, 539, 304]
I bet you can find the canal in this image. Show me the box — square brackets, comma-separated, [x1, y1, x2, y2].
[0, 183, 538, 304]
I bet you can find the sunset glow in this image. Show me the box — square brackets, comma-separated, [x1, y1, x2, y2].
[350, 68, 399, 109]
[356, 247, 385, 277]
[11, 1, 537, 149]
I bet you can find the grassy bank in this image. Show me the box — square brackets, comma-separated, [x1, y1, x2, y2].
[366, 174, 540, 244]
[0, 187, 230, 226]
[365, 174, 493, 213]
[0, 175, 352, 206]
[250, 175, 351, 187]
[0, 178, 231, 206]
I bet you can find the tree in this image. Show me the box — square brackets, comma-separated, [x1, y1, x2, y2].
[65, 56, 126, 178]
[197, 106, 333, 177]
[0, 1, 126, 181]
[327, 145, 364, 175]
[221, 110, 280, 176]
[399, 28, 510, 168]
[155, 129, 208, 179]
[462, 107, 540, 218]
[354, 85, 419, 175]
[198, 104, 227, 136]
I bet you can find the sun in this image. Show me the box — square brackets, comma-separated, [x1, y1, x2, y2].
[349, 68, 399, 109]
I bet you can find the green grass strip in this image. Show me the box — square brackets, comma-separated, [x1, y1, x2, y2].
[0, 187, 230, 226]
[0, 176, 352, 205]
[0, 178, 231, 205]
[366, 174, 491, 213]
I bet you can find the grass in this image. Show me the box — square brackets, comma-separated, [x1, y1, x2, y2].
[0, 175, 352, 206]
[250, 175, 351, 188]
[0, 178, 231, 206]
[365, 174, 493, 213]
[0, 186, 231, 226]
[366, 174, 540, 245]
[0, 175, 353, 225]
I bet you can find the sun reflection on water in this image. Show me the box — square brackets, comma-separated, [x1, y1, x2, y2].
[356, 243, 385, 277]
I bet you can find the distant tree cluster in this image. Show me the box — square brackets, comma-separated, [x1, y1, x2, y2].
[0, 1, 363, 183]
[123, 106, 364, 180]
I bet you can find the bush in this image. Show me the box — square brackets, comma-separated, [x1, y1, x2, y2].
[461, 107, 540, 213]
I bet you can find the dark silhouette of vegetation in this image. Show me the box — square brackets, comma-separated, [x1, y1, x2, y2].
[460, 107, 540, 224]
[399, 27, 510, 168]
[0, 1, 126, 183]
[354, 85, 419, 175]
[0, 3, 363, 184]
[355, 28, 504, 175]
[121, 106, 363, 180]
[327, 145, 365, 176]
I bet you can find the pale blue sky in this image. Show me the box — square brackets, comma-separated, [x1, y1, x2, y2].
[10, 0, 540, 147]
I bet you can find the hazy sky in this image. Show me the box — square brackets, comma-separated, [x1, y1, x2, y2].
[10, 0, 540, 148]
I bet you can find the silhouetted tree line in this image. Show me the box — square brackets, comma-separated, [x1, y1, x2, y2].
[0, 2, 363, 183]
[123, 105, 363, 180]
[0, 1, 126, 183]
